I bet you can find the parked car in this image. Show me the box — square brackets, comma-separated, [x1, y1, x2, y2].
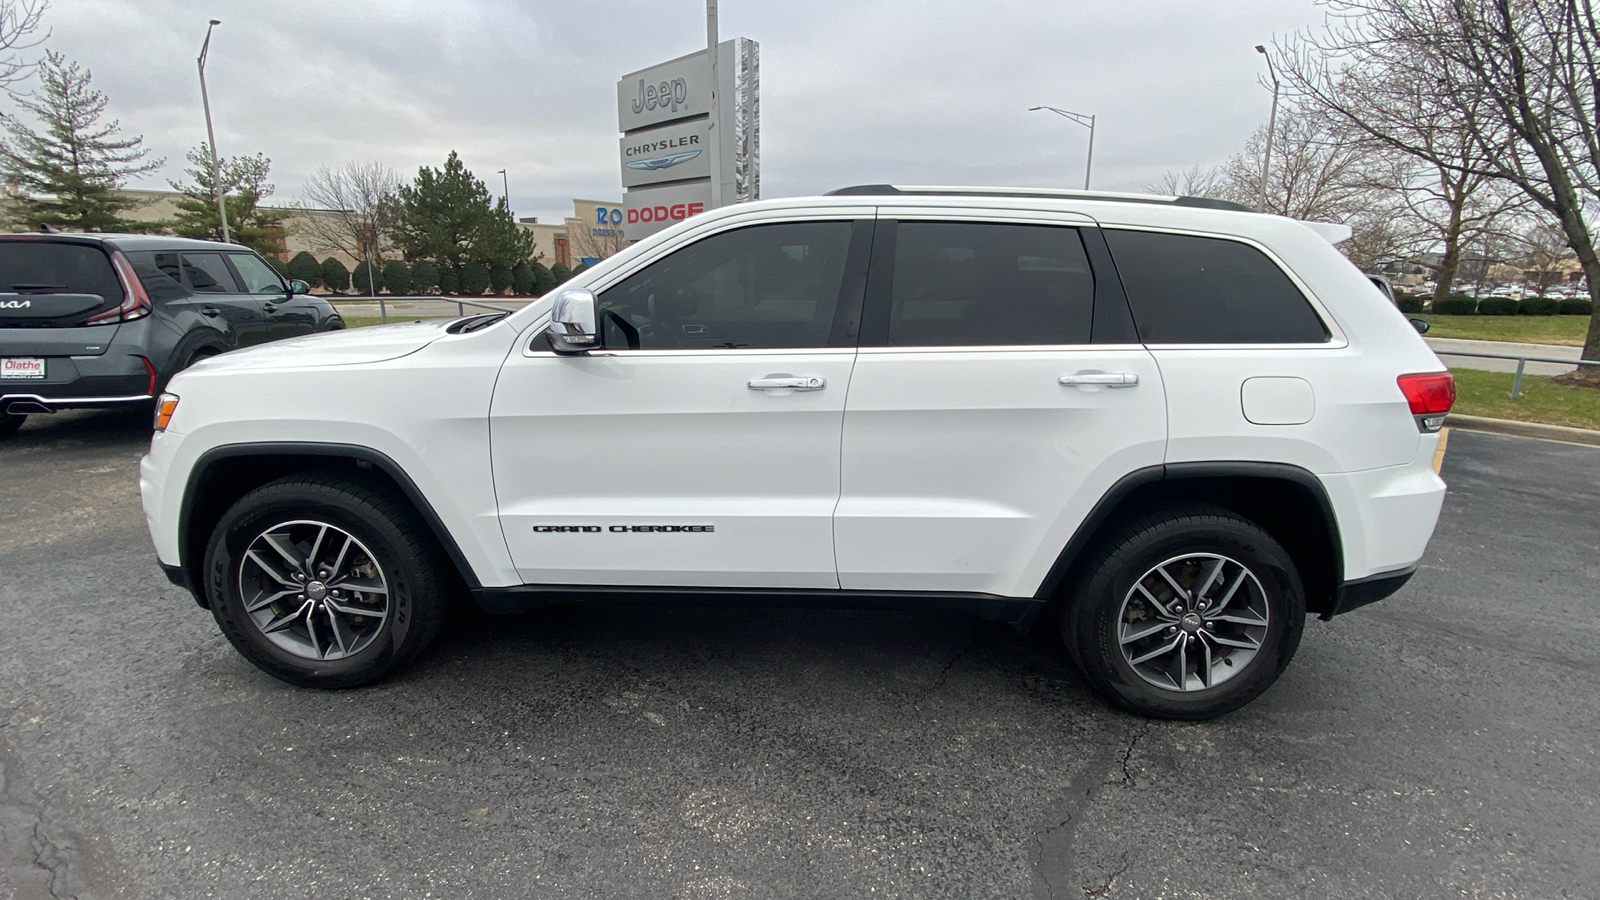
[141, 185, 1453, 720]
[0, 233, 343, 436]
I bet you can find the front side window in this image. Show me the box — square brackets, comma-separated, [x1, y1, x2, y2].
[229, 252, 286, 294]
[597, 221, 854, 350]
[180, 252, 240, 294]
[1103, 229, 1331, 344]
[886, 222, 1095, 346]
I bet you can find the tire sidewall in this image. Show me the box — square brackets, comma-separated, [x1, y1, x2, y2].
[205, 484, 423, 686]
[1072, 515, 1306, 719]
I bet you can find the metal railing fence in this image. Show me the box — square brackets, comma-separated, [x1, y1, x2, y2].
[1434, 349, 1600, 400]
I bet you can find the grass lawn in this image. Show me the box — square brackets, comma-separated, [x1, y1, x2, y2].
[1418, 314, 1592, 345]
[341, 315, 450, 328]
[1449, 367, 1600, 431]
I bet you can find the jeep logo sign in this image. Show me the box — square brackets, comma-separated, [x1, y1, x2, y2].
[630, 77, 689, 116]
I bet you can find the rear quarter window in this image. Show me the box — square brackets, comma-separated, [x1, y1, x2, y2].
[0, 241, 121, 302]
[1104, 229, 1331, 344]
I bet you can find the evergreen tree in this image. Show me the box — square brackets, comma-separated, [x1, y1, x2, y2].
[531, 261, 556, 296]
[511, 261, 534, 296]
[437, 266, 459, 295]
[410, 260, 439, 294]
[287, 251, 322, 287]
[392, 151, 533, 271]
[167, 143, 282, 252]
[489, 263, 513, 295]
[320, 257, 350, 293]
[459, 261, 489, 295]
[382, 259, 412, 295]
[0, 51, 161, 231]
[351, 260, 383, 295]
[265, 256, 290, 277]
[551, 261, 572, 285]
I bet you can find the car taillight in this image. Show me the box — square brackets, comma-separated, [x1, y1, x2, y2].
[86, 251, 153, 324]
[154, 393, 180, 431]
[1398, 371, 1454, 433]
[140, 356, 157, 396]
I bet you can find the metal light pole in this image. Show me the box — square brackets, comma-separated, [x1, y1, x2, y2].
[705, 0, 723, 209]
[198, 20, 230, 244]
[1029, 106, 1096, 190]
[496, 169, 510, 214]
[1255, 44, 1281, 214]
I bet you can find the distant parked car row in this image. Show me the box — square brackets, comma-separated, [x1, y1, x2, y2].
[1, 233, 345, 436]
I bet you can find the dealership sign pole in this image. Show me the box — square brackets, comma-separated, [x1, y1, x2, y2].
[618, 35, 758, 240]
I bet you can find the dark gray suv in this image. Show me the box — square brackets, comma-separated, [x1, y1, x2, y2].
[0, 233, 344, 435]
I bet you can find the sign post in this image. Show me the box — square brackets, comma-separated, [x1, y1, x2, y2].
[706, 0, 722, 211]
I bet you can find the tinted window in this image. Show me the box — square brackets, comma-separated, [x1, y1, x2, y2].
[598, 221, 853, 350]
[887, 222, 1094, 346]
[127, 252, 187, 302]
[1104, 229, 1330, 344]
[180, 252, 240, 294]
[0, 241, 120, 301]
[229, 252, 286, 293]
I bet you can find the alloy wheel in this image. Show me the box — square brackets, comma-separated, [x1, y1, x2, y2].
[1116, 553, 1270, 692]
[238, 519, 391, 661]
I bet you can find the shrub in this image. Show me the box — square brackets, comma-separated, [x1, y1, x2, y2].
[382, 259, 412, 295]
[265, 256, 290, 277]
[1396, 295, 1425, 314]
[350, 260, 383, 295]
[551, 261, 572, 285]
[1431, 295, 1478, 315]
[531, 261, 555, 296]
[1518, 296, 1560, 316]
[489, 263, 514, 295]
[511, 261, 534, 296]
[458, 261, 489, 295]
[320, 257, 350, 293]
[410, 260, 439, 294]
[1477, 297, 1517, 316]
[572, 262, 590, 277]
[1559, 298, 1594, 315]
[438, 266, 459, 295]
[287, 251, 322, 287]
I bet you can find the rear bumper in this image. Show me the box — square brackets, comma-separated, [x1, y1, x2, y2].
[2, 319, 157, 414]
[1324, 566, 1415, 619]
[1, 389, 152, 414]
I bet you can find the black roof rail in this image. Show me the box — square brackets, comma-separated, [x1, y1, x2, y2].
[824, 184, 1256, 213]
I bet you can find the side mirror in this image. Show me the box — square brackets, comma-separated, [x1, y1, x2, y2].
[289, 279, 311, 295]
[548, 287, 598, 351]
[1409, 317, 1430, 334]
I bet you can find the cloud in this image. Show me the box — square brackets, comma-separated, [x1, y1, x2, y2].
[32, 0, 1324, 223]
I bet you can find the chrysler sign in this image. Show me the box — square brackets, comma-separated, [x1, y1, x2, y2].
[617, 38, 759, 240]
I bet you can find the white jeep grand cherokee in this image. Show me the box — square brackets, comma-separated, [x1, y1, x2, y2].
[140, 186, 1454, 719]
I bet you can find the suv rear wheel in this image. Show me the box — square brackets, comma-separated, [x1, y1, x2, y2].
[1063, 505, 1306, 720]
[203, 472, 451, 688]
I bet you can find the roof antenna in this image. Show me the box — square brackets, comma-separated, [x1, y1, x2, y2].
[38, 223, 60, 234]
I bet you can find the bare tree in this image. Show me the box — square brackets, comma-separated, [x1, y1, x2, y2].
[0, 0, 47, 94]
[1517, 218, 1576, 294]
[293, 162, 399, 262]
[563, 216, 629, 263]
[1145, 164, 1232, 200]
[1220, 103, 1380, 221]
[1276, 0, 1600, 378]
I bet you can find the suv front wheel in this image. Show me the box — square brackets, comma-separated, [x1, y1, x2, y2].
[203, 473, 451, 688]
[1063, 506, 1306, 720]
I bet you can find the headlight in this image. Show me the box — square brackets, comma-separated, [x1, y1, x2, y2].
[154, 393, 180, 431]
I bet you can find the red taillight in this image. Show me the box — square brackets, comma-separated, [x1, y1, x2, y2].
[1397, 372, 1455, 415]
[85, 251, 153, 324]
[140, 356, 157, 396]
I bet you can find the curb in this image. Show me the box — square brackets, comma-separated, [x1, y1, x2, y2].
[1445, 413, 1600, 447]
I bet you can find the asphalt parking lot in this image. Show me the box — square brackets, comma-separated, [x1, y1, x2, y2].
[1, 413, 1597, 899]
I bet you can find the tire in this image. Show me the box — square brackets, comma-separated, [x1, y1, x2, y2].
[185, 348, 219, 368]
[1061, 505, 1306, 720]
[203, 472, 452, 688]
[0, 412, 24, 437]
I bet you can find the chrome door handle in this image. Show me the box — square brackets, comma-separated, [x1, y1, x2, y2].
[1059, 372, 1140, 387]
[748, 376, 826, 392]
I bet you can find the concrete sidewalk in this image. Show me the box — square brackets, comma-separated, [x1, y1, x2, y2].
[1426, 336, 1582, 375]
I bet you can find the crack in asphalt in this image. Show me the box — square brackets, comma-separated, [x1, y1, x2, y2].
[1083, 856, 1130, 897]
[1116, 722, 1151, 788]
[914, 625, 979, 709]
[1033, 721, 1152, 899]
[32, 820, 77, 900]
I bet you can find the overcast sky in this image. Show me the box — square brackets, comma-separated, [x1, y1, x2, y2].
[34, 0, 1331, 224]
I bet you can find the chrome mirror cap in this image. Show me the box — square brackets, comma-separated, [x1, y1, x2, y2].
[549, 287, 598, 349]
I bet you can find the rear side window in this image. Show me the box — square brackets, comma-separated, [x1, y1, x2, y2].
[1104, 229, 1330, 344]
[127, 252, 188, 302]
[180, 252, 240, 293]
[887, 222, 1094, 346]
[0, 241, 121, 302]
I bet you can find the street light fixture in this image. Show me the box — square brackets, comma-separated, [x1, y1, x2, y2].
[1255, 44, 1281, 214]
[1029, 105, 1096, 190]
[198, 19, 229, 244]
[496, 169, 510, 214]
